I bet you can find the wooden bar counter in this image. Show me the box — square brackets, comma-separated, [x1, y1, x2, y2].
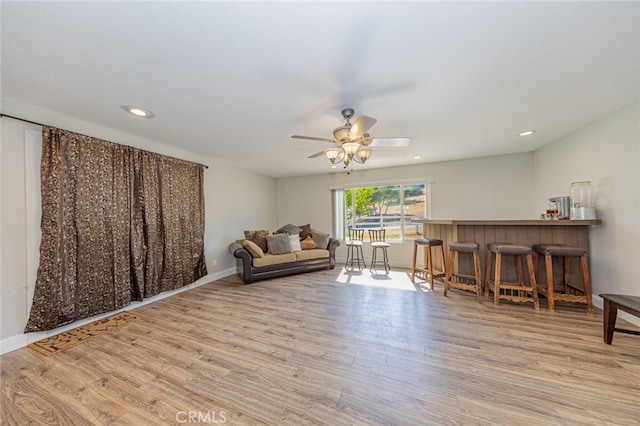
[412, 219, 602, 285]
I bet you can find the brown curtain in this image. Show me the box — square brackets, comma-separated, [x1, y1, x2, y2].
[25, 127, 207, 332]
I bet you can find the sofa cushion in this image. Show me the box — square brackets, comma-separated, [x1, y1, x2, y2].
[289, 234, 302, 252]
[266, 233, 293, 254]
[295, 249, 330, 261]
[300, 236, 317, 250]
[275, 223, 303, 235]
[242, 240, 265, 258]
[311, 231, 329, 249]
[253, 252, 296, 268]
[252, 234, 268, 253]
[298, 223, 312, 240]
[244, 229, 269, 241]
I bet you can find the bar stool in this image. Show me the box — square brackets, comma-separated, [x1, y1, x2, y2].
[345, 228, 366, 270]
[444, 242, 483, 302]
[411, 238, 446, 290]
[485, 243, 539, 310]
[369, 229, 390, 274]
[532, 244, 594, 316]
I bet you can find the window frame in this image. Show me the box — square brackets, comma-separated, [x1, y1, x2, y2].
[332, 180, 432, 242]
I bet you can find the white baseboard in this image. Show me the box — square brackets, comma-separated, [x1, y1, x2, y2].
[0, 268, 237, 355]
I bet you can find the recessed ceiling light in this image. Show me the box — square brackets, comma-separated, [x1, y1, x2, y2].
[121, 105, 154, 118]
[413, 155, 422, 160]
[519, 130, 535, 137]
[330, 165, 337, 169]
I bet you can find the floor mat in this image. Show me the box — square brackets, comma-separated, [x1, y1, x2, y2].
[28, 311, 143, 356]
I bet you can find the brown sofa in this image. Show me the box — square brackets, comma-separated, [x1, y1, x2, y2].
[228, 236, 340, 284]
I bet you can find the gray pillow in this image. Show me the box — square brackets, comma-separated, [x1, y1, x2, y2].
[275, 223, 303, 235]
[266, 233, 293, 254]
[311, 231, 329, 249]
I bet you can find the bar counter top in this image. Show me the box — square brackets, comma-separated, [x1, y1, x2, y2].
[412, 219, 602, 226]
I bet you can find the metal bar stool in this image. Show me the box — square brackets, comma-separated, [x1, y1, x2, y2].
[485, 243, 540, 310]
[345, 228, 366, 270]
[369, 229, 390, 274]
[444, 242, 483, 302]
[532, 244, 594, 316]
[411, 238, 446, 290]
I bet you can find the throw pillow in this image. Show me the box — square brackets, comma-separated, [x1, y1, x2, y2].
[252, 234, 268, 253]
[289, 234, 302, 252]
[275, 223, 302, 235]
[244, 229, 269, 241]
[298, 223, 312, 240]
[242, 240, 265, 258]
[266, 233, 293, 255]
[300, 236, 317, 250]
[311, 231, 329, 249]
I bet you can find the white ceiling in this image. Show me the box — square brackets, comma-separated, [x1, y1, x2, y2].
[2, 1, 639, 178]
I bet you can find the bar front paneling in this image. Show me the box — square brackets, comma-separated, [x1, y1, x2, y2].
[412, 220, 601, 287]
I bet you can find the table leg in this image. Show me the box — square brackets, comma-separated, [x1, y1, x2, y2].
[603, 298, 617, 345]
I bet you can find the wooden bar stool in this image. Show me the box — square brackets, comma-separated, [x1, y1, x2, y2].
[411, 238, 446, 290]
[345, 228, 366, 270]
[485, 243, 539, 310]
[369, 229, 390, 274]
[532, 244, 594, 316]
[444, 242, 483, 302]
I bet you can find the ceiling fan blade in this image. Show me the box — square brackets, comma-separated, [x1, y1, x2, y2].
[369, 137, 411, 147]
[308, 150, 327, 159]
[348, 115, 377, 139]
[291, 135, 337, 143]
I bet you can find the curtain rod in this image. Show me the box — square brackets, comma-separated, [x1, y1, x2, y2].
[1, 113, 209, 169]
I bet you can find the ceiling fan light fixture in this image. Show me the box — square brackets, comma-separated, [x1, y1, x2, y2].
[356, 147, 372, 163]
[342, 142, 360, 156]
[296, 108, 410, 173]
[324, 147, 342, 163]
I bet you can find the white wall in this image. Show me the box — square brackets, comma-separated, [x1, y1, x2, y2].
[533, 102, 640, 319]
[0, 118, 40, 346]
[205, 160, 278, 272]
[277, 152, 534, 268]
[0, 107, 277, 351]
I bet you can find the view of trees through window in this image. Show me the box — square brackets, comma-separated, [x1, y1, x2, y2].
[344, 183, 427, 240]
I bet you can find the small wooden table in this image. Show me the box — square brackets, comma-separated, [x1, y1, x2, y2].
[600, 294, 640, 344]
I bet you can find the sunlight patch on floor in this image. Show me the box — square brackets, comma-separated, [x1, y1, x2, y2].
[335, 267, 420, 291]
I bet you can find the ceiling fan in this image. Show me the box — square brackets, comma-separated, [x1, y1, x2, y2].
[292, 108, 411, 168]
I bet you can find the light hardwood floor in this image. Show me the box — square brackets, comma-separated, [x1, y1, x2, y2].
[1, 268, 639, 425]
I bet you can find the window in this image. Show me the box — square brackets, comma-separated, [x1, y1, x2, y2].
[333, 182, 430, 241]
